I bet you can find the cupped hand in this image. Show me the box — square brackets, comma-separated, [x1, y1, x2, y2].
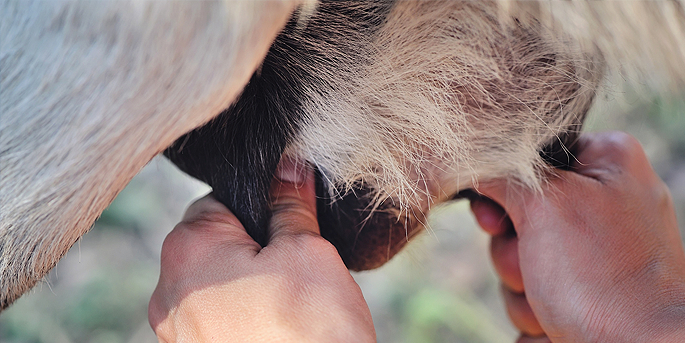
[471, 132, 685, 342]
[148, 158, 375, 342]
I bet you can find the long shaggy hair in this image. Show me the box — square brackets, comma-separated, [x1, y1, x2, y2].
[1, 0, 684, 309]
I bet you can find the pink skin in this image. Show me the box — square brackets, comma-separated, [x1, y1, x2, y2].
[148, 131, 685, 342]
[148, 158, 375, 342]
[471, 132, 685, 343]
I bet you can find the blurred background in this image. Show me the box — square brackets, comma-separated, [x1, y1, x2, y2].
[1, 91, 684, 343]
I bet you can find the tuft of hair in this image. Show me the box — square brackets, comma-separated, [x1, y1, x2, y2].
[290, 1, 606, 218]
[502, 0, 685, 91]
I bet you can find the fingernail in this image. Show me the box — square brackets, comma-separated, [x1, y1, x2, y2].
[275, 156, 307, 184]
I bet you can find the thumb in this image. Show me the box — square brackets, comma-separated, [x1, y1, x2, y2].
[475, 180, 539, 236]
[268, 157, 319, 242]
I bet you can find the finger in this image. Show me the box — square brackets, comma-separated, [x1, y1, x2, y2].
[491, 234, 523, 293]
[180, 193, 257, 245]
[475, 133, 635, 216]
[475, 173, 589, 236]
[268, 157, 319, 242]
[156, 195, 260, 302]
[474, 181, 535, 234]
[569, 131, 652, 182]
[516, 335, 552, 343]
[502, 286, 545, 337]
[470, 196, 513, 236]
[183, 193, 235, 221]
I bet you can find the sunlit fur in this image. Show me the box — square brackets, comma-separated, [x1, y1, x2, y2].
[0, 0, 300, 309]
[1, 0, 684, 309]
[293, 1, 600, 219]
[293, 0, 685, 231]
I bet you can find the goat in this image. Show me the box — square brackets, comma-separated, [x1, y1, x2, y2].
[2, 0, 684, 311]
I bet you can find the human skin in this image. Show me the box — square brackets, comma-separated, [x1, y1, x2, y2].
[148, 158, 375, 342]
[471, 131, 685, 342]
[149, 131, 685, 342]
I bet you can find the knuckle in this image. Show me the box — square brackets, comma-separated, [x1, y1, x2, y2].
[271, 203, 319, 230]
[272, 198, 316, 219]
[597, 131, 645, 165]
[282, 231, 337, 254]
[159, 222, 210, 268]
[159, 230, 190, 268]
[183, 210, 244, 231]
[160, 224, 189, 256]
[654, 181, 675, 209]
[283, 230, 320, 245]
[301, 233, 335, 251]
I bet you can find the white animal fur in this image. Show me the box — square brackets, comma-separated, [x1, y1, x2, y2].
[1, 0, 685, 309]
[294, 1, 600, 218]
[294, 0, 685, 222]
[0, 0, 301, 308]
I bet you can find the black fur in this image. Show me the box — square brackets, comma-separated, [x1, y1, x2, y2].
[165, 1, 395, 247]
[165, 0, 587, 264]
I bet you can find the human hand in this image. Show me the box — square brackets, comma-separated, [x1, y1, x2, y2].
[470, 132, 685, 342]
[148, 158, 375, 342]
